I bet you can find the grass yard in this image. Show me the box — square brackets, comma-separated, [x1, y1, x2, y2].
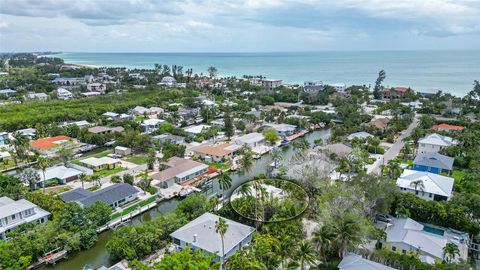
[0, 159, 16, 170]
[110, 195, 158, 220]
[93, 167, 126, 178]
[451, 169, 467, 182]
[206, 162, 230, 170]
[125, 156, 149, 165]
[44, 185, 72, 195]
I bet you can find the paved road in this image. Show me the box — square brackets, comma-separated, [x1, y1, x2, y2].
[369, 115, 419, 175]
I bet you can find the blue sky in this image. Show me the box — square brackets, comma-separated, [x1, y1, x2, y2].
[0, 0, 479, 52]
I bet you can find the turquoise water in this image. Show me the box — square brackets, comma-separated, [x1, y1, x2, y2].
[52, 51, 480, 96]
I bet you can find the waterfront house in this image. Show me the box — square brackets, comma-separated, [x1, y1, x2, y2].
[29, 136, 74, 155]
[88, 126, 124, 135]
[261, 79, 282, 90]
[412, 152, 454, 174]
[152, 133, 185, 145]
[170, 212, 255, 262]
[80, 156, 121, 171]
[36, 165, 84, 188]
[0, 89, 17, 98]
[303, 81, 324, 94]
[383, 87, 408, 100]
[60, 183, 138, 208]
[330, 83, 346, 92]
[320, 143, 354, 157]
[0, 196, 50, 240]
[432, 123, 465, 132]
[338, 253, 396, 270]
[346, 131, 373, 141]
[142, 118, 165, 134]
[396, 169, 454, 201]
[57, 88, 73, 100]
[261, 123, 296, 137]
[418, 134, 457, 154]
[151, 157, 208, 188]
[383, 217, 469, 264]
[234, 133, 264, 148]
[192, 143, 241, 162]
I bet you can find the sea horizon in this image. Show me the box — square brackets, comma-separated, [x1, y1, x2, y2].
[49, 50, 480, 97]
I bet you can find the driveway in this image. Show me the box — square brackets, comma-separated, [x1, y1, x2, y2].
[368, 115, 419, 175]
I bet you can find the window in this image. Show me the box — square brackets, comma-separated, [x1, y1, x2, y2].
[11, 214, 15, 220]
[429, 193, 432, 198]
[402, 250, 406, 254]
[392, 246, 397, 251]
[173, 238, 180, 245]
[415, 191, 419, 195]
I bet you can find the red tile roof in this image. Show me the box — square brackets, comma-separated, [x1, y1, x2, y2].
[29, 136, 71, 150]
[432, 124, 465, 131]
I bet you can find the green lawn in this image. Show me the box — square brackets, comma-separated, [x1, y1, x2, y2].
[110, 195, 158, 220]
[93, 167, 126, 178]
[206, 162, 230, 170]
[125, 156, 149, 165]
[44, 185, 72, 195]
[451, 170, 467, 182]
[0, 159, 16, 170]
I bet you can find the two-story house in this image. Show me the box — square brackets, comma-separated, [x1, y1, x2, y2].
[0, 196, 50, 240]
[417, 134, 457, 154]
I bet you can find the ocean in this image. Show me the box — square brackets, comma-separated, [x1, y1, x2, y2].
[51, 51, 480, 96]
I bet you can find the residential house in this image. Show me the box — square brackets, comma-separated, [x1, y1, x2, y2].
[152, 133, 185, 145]
[88, 126, 125, 135]
[142, 119, 165, 134]
[57, 88, 73, 100]
[128, 73, 146, 80]
[60, 183, 138, 208]
[86, 83, 106, 93]
[192, 143, 241, 162]
[102, 112, 120, 120]
[338, 253, 396, 270]
[383, 217, 469, 264]
[52, 77, 85, 85]
[346, 131, 374, 141]
[210, 119, 225, 127]
[330, 83, 346, 92]
[234, 133, 264, 148]
[184, 124, 211, 137]
[68, 120, 92, 128]
[0, 132, 8, 146]
[320, 143, 354, 157]
[25, 92, 48, 101]
[15, 128, 36, 139]
[0, 72, 9, 77]
[114, 146, 131, 156]
[412, 152, 454, 174]
[131, 106, 163, 116]
[261, 123, 296, 137]
[261, 79, 282, 90]
[0, 89, 17, 97]
[432, 124, 465, 132]
[303, 81, 324, 94]
[36, 165, 84, 188]
[80, 156, 121, 171]
[383, 87, 408, 100]
[81, 91, 101, 97]
[170, 212, 255, 261]
[0, 151, 11, 161]
[418, 134, 457, 154]
[29, 136, 73, 155]
[151, 157, 208, 188]
[369, 117, 390, 131]
[396, 169, 454, 201]
[160, 76, 177, 87]
[0, 196, 50, 240]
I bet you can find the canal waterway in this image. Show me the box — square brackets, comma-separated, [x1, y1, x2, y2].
[40, 129, 331, 270]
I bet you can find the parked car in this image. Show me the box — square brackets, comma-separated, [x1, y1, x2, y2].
[375, 214, 392, 223]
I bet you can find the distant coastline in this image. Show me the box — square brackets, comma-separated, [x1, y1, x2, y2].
[51, 51, 480, 96]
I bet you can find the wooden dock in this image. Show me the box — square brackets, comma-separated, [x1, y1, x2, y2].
[28, 249, 68, 269]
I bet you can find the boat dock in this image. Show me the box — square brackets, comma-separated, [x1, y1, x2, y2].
[96, 201, 159, 233]
[28, 249, 68, 269]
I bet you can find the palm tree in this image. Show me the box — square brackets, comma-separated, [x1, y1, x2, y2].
[385, 158, 402, 179]
[270, 148, 284, 169]
[11, 132, 29, 163]
[79, 174, 88, 189]
[296, 240, 316, 270]
[238, 182, 252, 197]
[138, 171, 151, 194]
[218, 172, 232, 197]
[19, 167, 40, 191]
[332, 214, 362, 259]
[312, 225, 336, 260]
[215, 217, 229, 270]
[36, 156, 50, 193]
[239, 146, 253, 173]
[90, 174, 101, 187]
[410, 179, 425, 195]
[443, 242, 460, 263]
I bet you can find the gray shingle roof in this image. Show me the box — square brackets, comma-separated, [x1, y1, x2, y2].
[170, 212, 255, 256]
[60, 183, 138, 207]
[413, 152, 454, 171]
[339, 253, 397, 270]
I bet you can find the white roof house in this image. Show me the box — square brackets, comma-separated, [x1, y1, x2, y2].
[160, 76, 177, 87]
[38, 165, 84, 184]
[396, 169, 454, 201]
[102, 112, 119, 118]
[170, 212, 255, 260]
[57, 88, 73, 100]
[0, 197, 50, 239]
[339, 253, 396, 270]
[385, 217, 468, 263]
[234, 133, 264, 147]
[347, 131, 374, 141]
[142, 118, 165, 134]
[184, 124, 211, 135]
[81, 156, 119, 167]
[418, 134, 457, 154]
